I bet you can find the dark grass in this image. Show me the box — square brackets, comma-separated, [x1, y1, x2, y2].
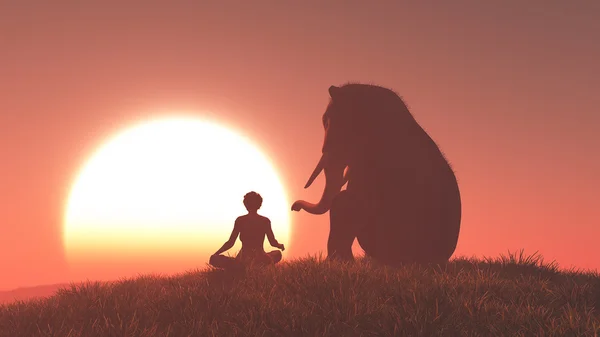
[2, 250, 600, 336]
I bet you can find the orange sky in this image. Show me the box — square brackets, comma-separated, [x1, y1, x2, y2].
[1, 2, 599, 291]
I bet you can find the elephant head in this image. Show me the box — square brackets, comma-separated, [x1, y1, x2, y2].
[291, 85, 358, 215]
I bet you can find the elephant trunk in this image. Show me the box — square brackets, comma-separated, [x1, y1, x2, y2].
[300, 152, 346, 215]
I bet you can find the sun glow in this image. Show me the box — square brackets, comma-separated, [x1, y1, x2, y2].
[64, 117, 291, 268]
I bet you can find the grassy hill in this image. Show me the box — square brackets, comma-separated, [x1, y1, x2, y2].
[1, 251, 599, 336]
[0, 283, 68, 305]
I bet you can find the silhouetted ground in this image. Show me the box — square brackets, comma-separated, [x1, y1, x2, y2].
[1, 251, 599, 336]
[0, 283, 68, 305]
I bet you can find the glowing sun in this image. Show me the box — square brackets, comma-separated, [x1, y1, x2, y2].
[64, 117, 291, 268]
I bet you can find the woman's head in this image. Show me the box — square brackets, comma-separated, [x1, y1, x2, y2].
[243, 191, 263, 212]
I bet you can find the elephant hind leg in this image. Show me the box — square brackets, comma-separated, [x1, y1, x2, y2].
[358, 226, 452, 266]
[327, 190, 361, 262]
[356, 216, 425, 266]
[357, 229, 411, 266]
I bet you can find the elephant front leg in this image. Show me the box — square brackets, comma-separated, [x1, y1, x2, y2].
[327, 191, 361, 262]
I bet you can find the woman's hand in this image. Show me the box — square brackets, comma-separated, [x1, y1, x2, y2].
[278, 244, 286, 251]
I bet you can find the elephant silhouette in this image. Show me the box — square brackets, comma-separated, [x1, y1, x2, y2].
[292, 83, 462, 266]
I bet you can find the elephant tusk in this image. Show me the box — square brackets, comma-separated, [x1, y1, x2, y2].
[342, 165, 350, 185]
[304, 153, 330, 189]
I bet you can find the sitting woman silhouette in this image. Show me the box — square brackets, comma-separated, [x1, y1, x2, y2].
[210, 191, 285, 269]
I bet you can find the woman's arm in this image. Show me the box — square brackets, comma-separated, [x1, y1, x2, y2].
[266, 220, 285, 250]
[213, 220, 241, 255]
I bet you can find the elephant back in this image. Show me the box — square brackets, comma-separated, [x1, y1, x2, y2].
[336, 84, 461, 264]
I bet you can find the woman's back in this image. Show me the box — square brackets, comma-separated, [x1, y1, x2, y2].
[236, 214, 270, 253]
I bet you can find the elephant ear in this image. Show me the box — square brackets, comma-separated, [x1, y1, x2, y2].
[329, 85, 341, 99]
